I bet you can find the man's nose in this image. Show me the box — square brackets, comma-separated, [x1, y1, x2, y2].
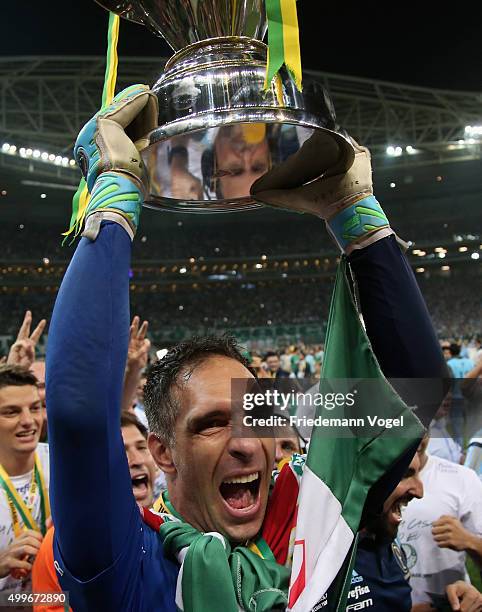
[19, 408, 35, 427]
[127, 448, 143, 468]
[274, 443, 284, 464]
[227, 436, 260, 462]
[410, 476, 424, 500]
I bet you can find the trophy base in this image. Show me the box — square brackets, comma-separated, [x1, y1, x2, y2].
[142, 37, 354, 213]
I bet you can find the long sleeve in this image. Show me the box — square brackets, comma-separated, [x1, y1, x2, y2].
[348, 235, 448, 516]
[46, 222, 137, 579]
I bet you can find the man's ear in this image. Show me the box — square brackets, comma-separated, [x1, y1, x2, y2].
[148, 432, 176, 474]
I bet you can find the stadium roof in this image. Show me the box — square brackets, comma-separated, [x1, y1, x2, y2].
[1, 55, 481, 183]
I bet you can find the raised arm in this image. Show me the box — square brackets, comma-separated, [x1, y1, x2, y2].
[46, 85, 158, 579]
[251, 137, 447, 509]
[121, 316, 150, 413]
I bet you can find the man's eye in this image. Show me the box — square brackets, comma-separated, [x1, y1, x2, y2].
[201, 420, 229, 432]
[282, 442, 295, 451]
[207, 420, 224, 428]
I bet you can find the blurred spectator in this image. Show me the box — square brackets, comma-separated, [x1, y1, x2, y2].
[447, 343, 475, 446]
[399, 435, 482, 607]
[465, 430, 482, 481]
[265, 351, 290, 379]
[427, 394, 463, 464]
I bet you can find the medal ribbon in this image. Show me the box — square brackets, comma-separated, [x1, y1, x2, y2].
[0, 453, 50, 536]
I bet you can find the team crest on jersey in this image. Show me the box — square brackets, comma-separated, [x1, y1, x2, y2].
[400, 542, 417, 570]
[392, 541, 410, 580]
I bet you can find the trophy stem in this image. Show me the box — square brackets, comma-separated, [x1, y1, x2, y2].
[164, 36, 267, 74]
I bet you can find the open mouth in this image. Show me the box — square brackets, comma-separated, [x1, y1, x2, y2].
[16, 430, 36, 440]
[389, 497, 410, 524]
[131, 474, 149, 495]
[219, 472, 261, 512]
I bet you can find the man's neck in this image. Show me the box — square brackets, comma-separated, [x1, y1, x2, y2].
[0, 449, 35, 477]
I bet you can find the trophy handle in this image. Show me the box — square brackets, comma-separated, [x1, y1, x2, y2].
[94, 1, 145, 24]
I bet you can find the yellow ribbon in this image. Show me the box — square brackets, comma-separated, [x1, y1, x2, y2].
[63, 12, 120, 241]
[0, 454, 50, 536]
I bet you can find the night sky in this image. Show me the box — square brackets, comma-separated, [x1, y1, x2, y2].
[2, 3, 482, 91]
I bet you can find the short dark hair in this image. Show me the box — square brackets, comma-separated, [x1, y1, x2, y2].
[0, 365, 38, 390]
[144, 335, 249, 445]
[265, 351, 279, 359]
[449, 343, 461, 357]
[120, 410, 147, 439]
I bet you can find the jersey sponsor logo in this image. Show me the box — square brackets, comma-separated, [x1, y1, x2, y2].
[348, 585, 371, 600]
[346, 598, 374, 610]
[351, 570, 363, 584]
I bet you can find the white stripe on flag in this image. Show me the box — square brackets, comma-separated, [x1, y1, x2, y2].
[288, 465, 354, 612]
[175, 546, 189, 611]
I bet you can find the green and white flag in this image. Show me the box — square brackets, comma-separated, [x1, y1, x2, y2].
[288, 259, 424, 611]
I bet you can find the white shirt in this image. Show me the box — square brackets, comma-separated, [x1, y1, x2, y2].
[398, 454, 482, 604]
[0, 444, 50, 597]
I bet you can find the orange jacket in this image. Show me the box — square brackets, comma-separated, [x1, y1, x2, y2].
[31, 527, 72, 612]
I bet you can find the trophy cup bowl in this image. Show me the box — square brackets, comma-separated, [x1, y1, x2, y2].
[95, 1, 355, 212]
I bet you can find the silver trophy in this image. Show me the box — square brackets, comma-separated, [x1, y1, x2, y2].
[95, 1, 354, 212]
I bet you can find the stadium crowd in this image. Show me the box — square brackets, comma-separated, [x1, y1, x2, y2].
[0, 269, 481, 345]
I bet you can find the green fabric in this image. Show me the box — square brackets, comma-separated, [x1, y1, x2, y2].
[159, 520, 289, 612]
[309, 258, 424, 610]
[158, 490, 288, 611]
[63, 178, 87, 245]
[265, 0, 285, 87]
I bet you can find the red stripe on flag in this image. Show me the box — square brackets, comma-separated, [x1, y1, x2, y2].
[288, 539, 306, 608]
[262, 463, 299, 564]
[142, 507, 165, 532]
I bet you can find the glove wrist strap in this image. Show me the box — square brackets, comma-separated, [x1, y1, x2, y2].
[82, 211, 136, 241]
[82, 171, 143, 241]
[327, 195, 392, 253]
